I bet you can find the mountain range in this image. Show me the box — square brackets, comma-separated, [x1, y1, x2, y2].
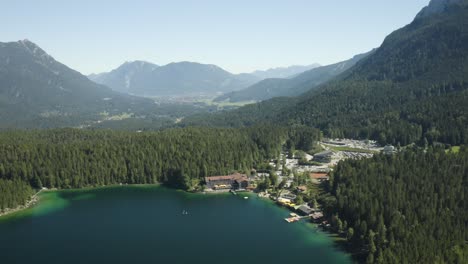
[89, 61, 262, 97]
[0, 40, 321, 128]
[183, 0, 468, 147]
[214, 52, 371, 102]
[250, 64, 321, 79]
[89, 61, 322, 98]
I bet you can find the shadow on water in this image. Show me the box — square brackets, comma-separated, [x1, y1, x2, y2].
[316, 227, 366, 263]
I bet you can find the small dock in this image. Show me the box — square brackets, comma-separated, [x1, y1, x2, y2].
[284, 216, 301, 223]
[284, 213, 320, 223]
[284, 215, 309, 223]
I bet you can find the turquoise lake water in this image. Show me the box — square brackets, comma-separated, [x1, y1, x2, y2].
[0, 186, 352, 263]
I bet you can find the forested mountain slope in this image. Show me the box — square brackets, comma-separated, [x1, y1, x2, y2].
[0, 40, 155, 128]
[281, 2, 468, 146]
[185, 1, 468, 146]
[215, 52, 370, 103]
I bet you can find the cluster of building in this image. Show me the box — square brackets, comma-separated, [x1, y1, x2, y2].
[310, 172, 330, 183]
[201, 138, 389, 226]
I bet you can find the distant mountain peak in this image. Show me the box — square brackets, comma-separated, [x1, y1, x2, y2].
[90, 60, 260, 96]
[251, 64, 321, 79]
[116, 60, 158, 72]
[167, 61, 216, 68]
[18, 39, 41, 51]
[18, 39, 35, 45]
[416, 0, 467, 19]
[123, 60, 156, 66]
[17, 39, 54, 63]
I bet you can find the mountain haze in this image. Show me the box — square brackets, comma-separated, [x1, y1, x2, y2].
[88, 60, 159, 94]
[215, 52, 370, 102]
[90, 61, 261, 97]
[250, 64, 320, 79]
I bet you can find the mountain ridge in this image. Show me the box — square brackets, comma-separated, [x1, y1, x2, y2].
[0, 40, 154, 128]
[416, 0, 467, 19]
[215, 51, 370, 102]
[89, 61, 261, 97]
[250, 64, 321, 79]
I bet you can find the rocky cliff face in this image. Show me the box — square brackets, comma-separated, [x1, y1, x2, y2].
[416, 0, 467, 19]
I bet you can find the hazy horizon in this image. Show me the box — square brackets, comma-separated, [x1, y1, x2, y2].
[4, 0, 428, 75]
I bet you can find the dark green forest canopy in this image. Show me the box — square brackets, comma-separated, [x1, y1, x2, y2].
[0, 179, 33, 211]
[0, 126, 321, 210]
[182, 6, 468, 147]
[324, 147, 468, 263]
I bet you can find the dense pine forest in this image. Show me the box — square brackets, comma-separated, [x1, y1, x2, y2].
[0, 126, 320, 211]
[325, 147, 468, 264]
[0, 179, 34, 211]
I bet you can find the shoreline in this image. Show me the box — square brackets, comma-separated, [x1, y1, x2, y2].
[0, 183, 353, 259]
[1, 184, 255, 219]
[0, 183, 162, 219]
[0, 189, 44, 218]
[0, 184, 245, 219]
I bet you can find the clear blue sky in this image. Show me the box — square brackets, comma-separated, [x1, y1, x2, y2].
[3, 0, 429, 74]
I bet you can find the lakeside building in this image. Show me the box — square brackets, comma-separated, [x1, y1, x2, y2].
[280, 193, 297, 201]
[311, 211, 324, 222]
[297, 205, 313, 215]
[310, 172, 330, 183]
[204, 173, 249, 190]
[313, 150, 333, 163]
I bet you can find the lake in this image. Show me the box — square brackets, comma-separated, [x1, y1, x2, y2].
[0, 186, 352, 264]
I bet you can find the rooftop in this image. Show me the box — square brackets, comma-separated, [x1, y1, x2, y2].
[310, 172, 329, 179]
[205, 173, 248, 182]
[298, 205, 313, 215]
